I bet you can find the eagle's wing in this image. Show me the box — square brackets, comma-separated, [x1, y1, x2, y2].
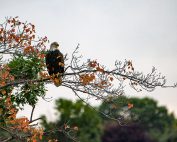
[45, 51, 54, 75]
[53, 50, 64, 74]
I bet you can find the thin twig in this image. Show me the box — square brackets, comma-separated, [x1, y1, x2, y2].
[72, 89, 124, 125]
[29, 117, 43, 124]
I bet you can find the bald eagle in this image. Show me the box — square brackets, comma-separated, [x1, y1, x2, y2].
[45, 42, 64, 87]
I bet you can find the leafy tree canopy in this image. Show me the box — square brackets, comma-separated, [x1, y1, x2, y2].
[41, 97, 177, 142]
[100, 96, 177, 142]
[41, 98, 102, 142]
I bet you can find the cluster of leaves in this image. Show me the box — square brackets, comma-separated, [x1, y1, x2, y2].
[0, 16, 47, 54]
[79, 60, 113, 88]
[8, 55, 46, 106]
[0, 17, 48, 141]
[0, 93, 44, 142]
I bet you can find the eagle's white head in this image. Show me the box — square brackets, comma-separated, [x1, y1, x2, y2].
[50, 42, 59, 51]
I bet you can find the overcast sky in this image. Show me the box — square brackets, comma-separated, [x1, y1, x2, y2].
[1, 0, 177, 120]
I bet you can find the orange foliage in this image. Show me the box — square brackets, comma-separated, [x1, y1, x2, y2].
[88, 60, 105, 72]
[6, 107, 44, 142]
[79, 73, 95, 85]
[128, 103, 134, 109]
[24, 46, 35, 54]
[81, 60, 115, 89]
[0, 64, 15, 87]
[88, 60, 97, 68]
[38, 53, 45, 59]
[109, 77, 114, 81]
[96, 66, 104, 72]
[28, 128, 44, 142]
[0, 81, 6, 87]
[39, 71, 50, 79]
[0, 17, 48, 56]
[9, 117, 29, 131]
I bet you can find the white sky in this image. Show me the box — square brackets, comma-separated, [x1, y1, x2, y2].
[1, 0, 177, 120]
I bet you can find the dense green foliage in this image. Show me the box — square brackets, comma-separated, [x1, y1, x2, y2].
[100, 96, 177, 142]
[41, 99, 102, 142]
[128, 98, 177, 142]
[41, 97, 177, 142]
[8, 55, 46, 106]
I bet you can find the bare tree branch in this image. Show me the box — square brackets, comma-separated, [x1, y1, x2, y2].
[30, 105, 35, 123]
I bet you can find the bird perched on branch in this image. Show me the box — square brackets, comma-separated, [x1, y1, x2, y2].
[45, 42, 64, 87]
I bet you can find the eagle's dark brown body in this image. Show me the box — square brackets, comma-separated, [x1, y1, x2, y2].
[45, 50, 64, 75]
[45, 44, 64, 86]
